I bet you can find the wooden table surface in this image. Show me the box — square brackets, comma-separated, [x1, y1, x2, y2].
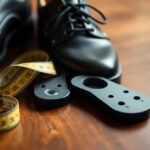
[1, 0, 150, 150]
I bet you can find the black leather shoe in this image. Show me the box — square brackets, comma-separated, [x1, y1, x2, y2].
[0, 0, 33, 62]
[38, 0, 122, 82]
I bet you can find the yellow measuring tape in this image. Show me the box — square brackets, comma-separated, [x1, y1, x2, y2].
[0, 50, 56, 132]
[0, 95, 19, 131]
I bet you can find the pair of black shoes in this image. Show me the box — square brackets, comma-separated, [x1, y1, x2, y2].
[0, 0, 122, 81]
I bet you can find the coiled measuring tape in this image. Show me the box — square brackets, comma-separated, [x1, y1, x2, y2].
[0, 95, 19, 131]
[0, 50, 56, 132]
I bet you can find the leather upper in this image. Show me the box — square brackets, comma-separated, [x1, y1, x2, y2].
[0, 0, 32, 61]
[39, 0, 120, 77]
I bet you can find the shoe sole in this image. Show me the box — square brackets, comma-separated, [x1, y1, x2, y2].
[108, 64, 122, 83]
[52, 58, 122, 84]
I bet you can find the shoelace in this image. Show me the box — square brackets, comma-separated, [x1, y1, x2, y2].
[45, 3, 108, 36]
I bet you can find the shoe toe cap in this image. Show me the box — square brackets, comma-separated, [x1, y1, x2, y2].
[54, 37, 119, 77]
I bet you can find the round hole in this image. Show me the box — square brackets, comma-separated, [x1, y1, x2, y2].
[57, 84, 62, 87]
[134, 96, 140, 100]
[45, 89, 58, 96]
[83, 78, 108, 89]
[91, 28, 95, 32]
[41, 85, 46, 88]
[108, 95, 114, 98]
[118, 101, 125, 105]
[123, 90, 129, 93]
[86, 21, 91, 25]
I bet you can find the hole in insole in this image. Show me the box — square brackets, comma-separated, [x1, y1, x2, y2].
[123, 90, 129, 93]
[41, 84, 46, 88]
[134, 96, 141, 100]
[57, 84, 62, 87]
[118, 101, 125, 105]
[45, 89, 58, 96]
[108, 95, 114, 98]
[83, 78, 108, 89]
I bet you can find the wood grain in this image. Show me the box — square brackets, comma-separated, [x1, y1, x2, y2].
[0, 0, 150, 150]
